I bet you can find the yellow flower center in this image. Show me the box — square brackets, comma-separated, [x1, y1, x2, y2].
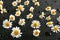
[14, 30, 19, 35]
[53, 27, 58, 31]
[33, 22, 38, 27]
[34, 31, 39, 35]
[47, 22, 53, 25]
[5, 22, 10, 27]
[0, 1, 3, 5]
[18, 6, 23, 10]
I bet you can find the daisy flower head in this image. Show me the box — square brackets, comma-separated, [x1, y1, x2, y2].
[24, 0, 29, 5]
[15, 10, 21, 16]
[51, 25, 60, 33]
[16, 5, 25, 11]
[33, 29, 40, 37]
[9, 15, 15, 21]
[16, 0, 21, 3]
[51, 9, 56, 15]
[57, 16, 60, 23]
[0, 5, 3, 10]
[39, 12, 45, 19]
[12, 1, 17, 6]
[1, 8, 7, 14]
[31, 20, 41, 28]
[34, 1, 40, 6]
[46, 15, 51, 21]
[0, 0, 3, 5]
[46, 21, 53, 27]
[29, 6, 34, 12]
[3, 19, 12, 29]
[32, 0, 37, 3]
[26, 13, 33, 19]
[11, 27, 22, 38]
[18, 19, 25, 26]
[45, 6, 51, 11]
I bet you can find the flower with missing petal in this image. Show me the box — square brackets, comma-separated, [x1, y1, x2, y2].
[16, 5, 25, 11]
[34, 1, 40, 6]
[1, 8, 7, 14]
[0, 1, 3, 5]
[29, 6, 34, 12]
[11, 27, 22, 38]
[45, 6, 51, 11]
[46, 21, 53, 27]
[31, 20, 41, 28]
[24, 0, 29, 5]
[9, 15, 15, 21]
[51, 9, 56, 15]
[46, 15, 51, 21]
[18, 19, 25, 26]
[16, 0, 21, 3]
[51, 25, 60, 33]
[39, 12, 45, 19]
[12, 1, 17, 6]
[3, 19, 12, 29]
[33, 29, 40, 37]
[26, 13, 33, 19]
[15, 11, 21, 16]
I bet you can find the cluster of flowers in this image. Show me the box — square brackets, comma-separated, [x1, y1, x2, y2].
[1, 0, 60, 38]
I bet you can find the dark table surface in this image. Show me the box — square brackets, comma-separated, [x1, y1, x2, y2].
[0, 0, 60, 40]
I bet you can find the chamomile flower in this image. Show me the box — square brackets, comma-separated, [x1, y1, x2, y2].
[1, 8, 7, 14]
[3, 19, 12, 29]
[16, 0, 21, 3]
[0, 1, 3, 5]
[31, 20, 41, 28]
[9, 15, 15, 21]
[16, 5, 25, 11]
[45, 6, 51, 11]
[15, 11, 21, 16]
[24, 0, 29, 5]
[39, 12, 45, 19]
[51, 25, 60, 33]
[26, 13, 33, 19]
[57, 16, 60, 22]
[46, 15, 51, 21]
[46, 21, 53, 27]
[18, 19, 25, 26]
[34, 1, 40, 6]
[33, 29, 40, 37]
[29, 6, 34, 12]
[0, 5, 3, 10]
[12, 1, 17, 6]
[32, 0, 37, 3]
[51, 9, 56, 15]
[11, 27, 22, 38]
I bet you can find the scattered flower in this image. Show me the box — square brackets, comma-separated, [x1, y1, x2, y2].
[51, 25, 60, 33]
[34, 1, 40, 6]
[9, 15, 15, 21]
[39, 12, 45, 19]
[15, 11, 21, 16]
[45, 6, 51, 11]
[29, 6, 34, 12]
[0, 1, 3, 5]
[16, 5, 25, 11]
[33, 29, 40, 37]
[32, 0, 37, 3]
[51, 9, 56, 15]
[46, 21, 53, 27]
[0, 5, 3, 10]
[24, 0, 29, 5]
[11, 27, 22, 38]
[31, 20, 41, 28]
[46, 15, 51, 21]
[3, 19, 12, 29]
[16, 0, 21, 3]
[26, 13, 33, 19]
[12, 1, 17, 6]
[18, 19, 25, 26]
[57, 16, 60, 23]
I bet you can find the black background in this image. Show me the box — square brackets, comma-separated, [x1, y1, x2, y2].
[0, 0, 60, 40]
